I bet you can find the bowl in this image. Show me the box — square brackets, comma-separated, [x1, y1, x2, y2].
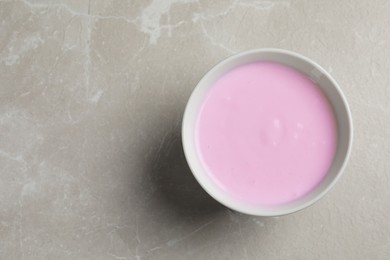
[182, 48, 353, 216]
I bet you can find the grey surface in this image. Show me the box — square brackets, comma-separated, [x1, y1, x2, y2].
[0, 0, 389, 259]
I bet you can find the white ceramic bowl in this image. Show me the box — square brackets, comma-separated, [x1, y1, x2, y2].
[182, 48, 353, 216]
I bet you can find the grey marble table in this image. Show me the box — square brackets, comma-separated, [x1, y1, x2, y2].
[1, 0, 389, 259]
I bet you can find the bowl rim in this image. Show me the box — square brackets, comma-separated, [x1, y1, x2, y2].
[181, 48, 353, 216]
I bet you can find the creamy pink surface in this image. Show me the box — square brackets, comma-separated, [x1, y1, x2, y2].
[196, 61, 337, 205]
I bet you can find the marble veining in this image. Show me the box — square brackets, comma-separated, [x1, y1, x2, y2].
[1, 0, 390, 259]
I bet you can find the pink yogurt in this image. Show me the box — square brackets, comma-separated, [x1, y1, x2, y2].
[195, 61, 337, 205]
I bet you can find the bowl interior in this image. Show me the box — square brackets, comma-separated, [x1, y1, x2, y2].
[182, 49, 352, 216]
